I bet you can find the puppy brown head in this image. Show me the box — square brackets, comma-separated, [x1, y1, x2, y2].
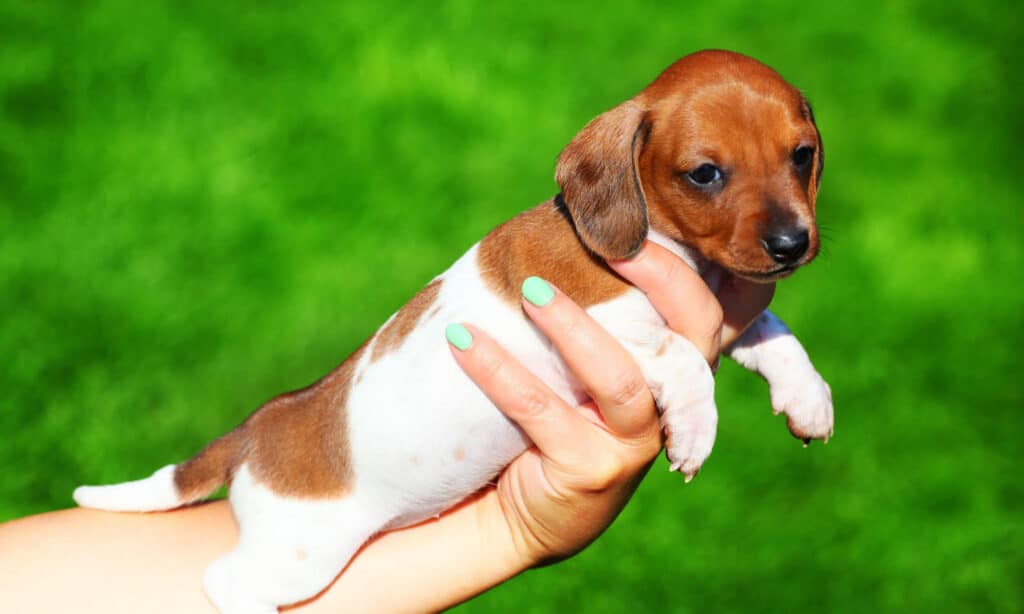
[556, 49, 824, 281]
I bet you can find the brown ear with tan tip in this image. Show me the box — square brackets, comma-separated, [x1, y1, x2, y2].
[555, 100, 652, 260]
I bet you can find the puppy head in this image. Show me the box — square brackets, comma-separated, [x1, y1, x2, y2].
[556, 50, 824, 281]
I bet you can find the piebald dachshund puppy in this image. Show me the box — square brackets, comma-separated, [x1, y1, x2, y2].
[75, 50, 834, 613]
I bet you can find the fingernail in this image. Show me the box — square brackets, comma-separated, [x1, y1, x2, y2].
[521, 276, 554, 307]
[445, 323, 473, 351]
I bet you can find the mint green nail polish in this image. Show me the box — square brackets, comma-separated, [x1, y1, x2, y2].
[445, 323, 473, 351]
[522, 276, 555, 307]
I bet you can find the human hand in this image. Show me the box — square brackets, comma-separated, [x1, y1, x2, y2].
[446, 241, 724, 568]
[609, 242, 776, 357]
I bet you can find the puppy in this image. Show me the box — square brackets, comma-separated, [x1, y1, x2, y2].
[74, 50, 834, 613]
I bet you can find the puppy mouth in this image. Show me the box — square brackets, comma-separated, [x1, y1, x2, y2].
[731, 263, 801, 283]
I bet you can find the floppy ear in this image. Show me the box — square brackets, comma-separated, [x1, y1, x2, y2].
[811, 127, 824, 207]
[555, 100, 652, 260]
[802, 99, 825, 207]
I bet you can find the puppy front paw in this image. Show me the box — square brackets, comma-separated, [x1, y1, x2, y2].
[770, 371, 834, 444]
[662, 396, 718, 483]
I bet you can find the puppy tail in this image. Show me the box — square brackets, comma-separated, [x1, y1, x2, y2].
[73, 427, 247, 512]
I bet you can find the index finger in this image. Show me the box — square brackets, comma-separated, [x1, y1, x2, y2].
[519, 278, 657, 440]
[608, 241, 723, 365]
[444, 323, 591, 466]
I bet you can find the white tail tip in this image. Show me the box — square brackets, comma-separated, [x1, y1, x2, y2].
[73, 464, 182, 512]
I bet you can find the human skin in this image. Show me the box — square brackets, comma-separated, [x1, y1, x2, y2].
[0, 241, 769, 613]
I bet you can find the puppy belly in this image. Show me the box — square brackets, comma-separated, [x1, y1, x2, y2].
[348, 361, 526, 524]
[346, 251, 578, 527]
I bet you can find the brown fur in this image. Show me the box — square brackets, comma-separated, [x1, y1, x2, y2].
[557, 50, 824, 282]
[371, 279, 443, 361]
[477, 199, 631, 308]
[244, 339, 370, 497]
[555, 101, 652, 260]
[171, 276, 443, 501]
[173, 426, 248, 502]
[173, 339, 371, 500]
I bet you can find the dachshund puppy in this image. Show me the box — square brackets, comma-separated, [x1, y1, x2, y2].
[74, 50, 834, 613]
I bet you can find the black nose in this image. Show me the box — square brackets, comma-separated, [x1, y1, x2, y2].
[763, 229, 809, 265]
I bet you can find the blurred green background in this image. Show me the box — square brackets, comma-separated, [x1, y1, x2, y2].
[2, 1, 1021, 612]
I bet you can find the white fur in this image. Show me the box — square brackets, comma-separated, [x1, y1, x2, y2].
[72, 464, 180, 512]
[204, 465, 384, 614]
[76, 233, 833, 613]
[726, 310, 834, 441]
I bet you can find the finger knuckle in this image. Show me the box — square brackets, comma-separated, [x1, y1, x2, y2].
[626, 426, 665, 462]
[606, 371, 649, 408]
[585, 453, 628, 491]
[475, 349, 506, 383]
[517, 385, 553, 419]
[552, 307, 587, 340]
[660, 255, 689, 289]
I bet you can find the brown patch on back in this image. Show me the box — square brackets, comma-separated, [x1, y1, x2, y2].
[478, 199, 632, 309]
[171, 338, 372, 501]
[371, 279, 443, 362]
[243, 338, 372, 498]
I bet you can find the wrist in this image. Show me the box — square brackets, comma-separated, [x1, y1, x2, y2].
[474, 486, 537, 577]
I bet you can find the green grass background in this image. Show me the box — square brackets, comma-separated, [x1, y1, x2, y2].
[2, 1, 1021, 612]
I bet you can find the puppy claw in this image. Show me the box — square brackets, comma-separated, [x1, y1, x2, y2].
[650, 354, 717, 485]
[668, 460, 699, 483]
[663, 411, 716, 484]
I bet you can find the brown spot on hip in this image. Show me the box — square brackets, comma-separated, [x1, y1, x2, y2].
[453, 447, 466, 462]
[172, 337, 372, 501]
[245, 338, 372, 498]
[371, 278, 443, 362]
[477, 198, 631, 308]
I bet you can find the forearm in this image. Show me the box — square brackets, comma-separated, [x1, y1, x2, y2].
[0, 491, 528, 613]
[319, 488, 528, 612]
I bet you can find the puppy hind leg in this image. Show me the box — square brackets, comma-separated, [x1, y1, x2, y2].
[204, 551, 276, 614]
[204, 492, 387, 613]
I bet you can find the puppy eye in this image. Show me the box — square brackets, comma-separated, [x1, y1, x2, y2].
[687, 163, 723, 187]
[792, 146, 814, 170]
